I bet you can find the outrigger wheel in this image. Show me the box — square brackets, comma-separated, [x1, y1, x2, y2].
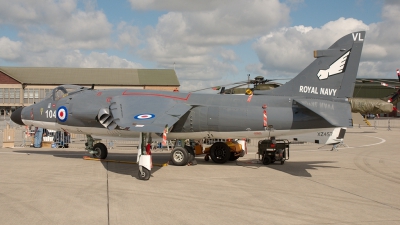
[138, 168, 151, 180]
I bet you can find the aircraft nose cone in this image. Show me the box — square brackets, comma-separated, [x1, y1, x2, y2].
[11, 107, 25, 126]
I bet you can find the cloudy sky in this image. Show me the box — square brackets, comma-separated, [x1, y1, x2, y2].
[0, 0, 398, 92]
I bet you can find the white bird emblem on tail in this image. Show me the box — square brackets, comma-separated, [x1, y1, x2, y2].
[317, 51, 350, 80]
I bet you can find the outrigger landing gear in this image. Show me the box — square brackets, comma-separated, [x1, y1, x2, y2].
[85, 135, 108, 159]
[137, 132, 152, 180]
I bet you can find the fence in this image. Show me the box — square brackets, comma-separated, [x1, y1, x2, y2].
[356, 118, 400, 131]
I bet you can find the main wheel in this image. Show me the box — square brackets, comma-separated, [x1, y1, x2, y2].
[138, 168, 151, 180]
[92, 143, 108, 159]
[229, 152, 240, 161]
[170, 147, 189, 166]
[210, 142, 230, 164]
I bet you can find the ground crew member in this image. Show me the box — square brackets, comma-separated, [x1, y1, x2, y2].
[397, 69, 400, 82]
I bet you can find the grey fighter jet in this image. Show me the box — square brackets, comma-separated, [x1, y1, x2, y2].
[11, 31, 366, 180]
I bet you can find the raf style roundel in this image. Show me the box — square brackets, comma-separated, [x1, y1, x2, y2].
[134, 114, 155, 120]
[57, 106, 68, 122]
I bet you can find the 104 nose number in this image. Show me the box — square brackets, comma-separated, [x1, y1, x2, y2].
[45, 110, 56, 118]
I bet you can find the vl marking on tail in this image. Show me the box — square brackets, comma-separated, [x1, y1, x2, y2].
[352, 32, 364, 42]
[317, 51, 350, 80]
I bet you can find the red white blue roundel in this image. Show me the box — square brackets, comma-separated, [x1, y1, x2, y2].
[134, 114, 155, 120]
[57, 106, 68, 122]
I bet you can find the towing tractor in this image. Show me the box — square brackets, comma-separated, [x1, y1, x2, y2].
[258, 139, 290, 165]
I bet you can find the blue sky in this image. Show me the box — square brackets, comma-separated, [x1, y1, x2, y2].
[0, 0, 398, 92]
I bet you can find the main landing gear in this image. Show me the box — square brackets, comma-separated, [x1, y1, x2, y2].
[169, 140, 245, 166]
[170, 140, 197, 166]
[170, 146, 196, 166]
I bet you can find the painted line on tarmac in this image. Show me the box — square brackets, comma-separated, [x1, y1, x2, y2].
[346, 135, 386, 149]
[0, 152, 88, 156]
[324, 135, 385, 150]
[0, 152, 30, 155]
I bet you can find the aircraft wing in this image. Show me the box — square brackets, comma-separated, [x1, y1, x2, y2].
[109, 95, 192, 133]
[294, 98, 352, 127]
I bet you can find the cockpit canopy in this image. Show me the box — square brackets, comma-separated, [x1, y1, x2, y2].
[49, 85, 89, 101]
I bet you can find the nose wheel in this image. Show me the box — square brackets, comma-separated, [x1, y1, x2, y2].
[85, 135, 108, 159]
[92, 143, 108, 159]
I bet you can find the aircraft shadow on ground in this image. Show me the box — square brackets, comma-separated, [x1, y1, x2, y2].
[13, 149, 165, 179]
[14, 149, 339, 178]
[194, 156, 340, 177]
[251, 161, 339, 177]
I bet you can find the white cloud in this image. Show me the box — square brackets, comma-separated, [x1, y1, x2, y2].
[138, 0, 289, 90]
[220, 49, 238, 62]
[75, 51, 143, 68]
[128, 0, 226, 11]
[0, 0, 77, 26]
[53, 11, 112, 44]
[149, 1, 290, 46]
[357, 2, 400, 77]
[116, 22, 142, 49]
[246, 63, 268, 76]
[0, 0, 113, 51]
[362, 44, 387, 60]
[0, 37, 22, 60]
[24, 50, 143, 68]
[0, 0, 145, 68]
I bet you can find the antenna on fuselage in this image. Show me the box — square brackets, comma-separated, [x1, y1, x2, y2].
[91, 84, 95, 90]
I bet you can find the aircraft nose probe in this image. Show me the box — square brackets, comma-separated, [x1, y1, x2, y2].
[11, 107, 25, 126]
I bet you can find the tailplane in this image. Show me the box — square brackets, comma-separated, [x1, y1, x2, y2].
[257, 31, 366, 99]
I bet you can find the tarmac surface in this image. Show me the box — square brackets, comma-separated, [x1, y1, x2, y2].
[1, 127, 400, 225]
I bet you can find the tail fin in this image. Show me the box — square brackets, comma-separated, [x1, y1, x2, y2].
[259, 31, 366, 99]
